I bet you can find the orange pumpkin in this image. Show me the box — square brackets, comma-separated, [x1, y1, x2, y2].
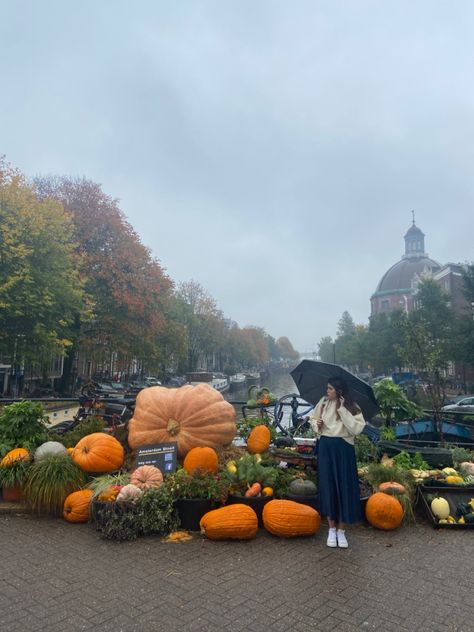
[247, 425, 271, 454]
[183, 447, 218, 475]
[263, 499, 321, 537]
[365, 492, 404, 530]
[63, 489, 93, 523]
[72, 433, 124, 473]
[130, 465, 164, 490]
[127, 384, 236, 458]
[378, 481, 406, 495]
[200, 504, 258, 540]
[0, 448, 29, 467]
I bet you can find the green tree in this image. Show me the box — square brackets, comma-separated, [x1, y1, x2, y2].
[398, 279, 454, 433]
[0, 158, 87, 378]
[317, 336, 335, 363]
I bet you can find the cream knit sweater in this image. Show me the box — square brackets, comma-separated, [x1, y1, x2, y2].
[309, 397, 366, 445]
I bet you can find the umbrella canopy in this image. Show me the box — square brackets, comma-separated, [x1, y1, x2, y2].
[290, 360, 379, 420]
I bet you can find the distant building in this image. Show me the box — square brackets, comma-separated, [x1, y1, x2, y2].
[371, 221, 441, 316]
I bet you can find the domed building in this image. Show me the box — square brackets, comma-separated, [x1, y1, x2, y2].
[371, 221, 441, 315]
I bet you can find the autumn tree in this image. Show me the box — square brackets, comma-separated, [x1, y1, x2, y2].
[34, 176, 172, 383]
[276, 336, 299, 361]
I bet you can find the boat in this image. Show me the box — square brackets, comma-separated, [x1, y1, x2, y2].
[229, 373, 247, 390]
[186, 371, 230, 394]
[245, 372, 260, 386]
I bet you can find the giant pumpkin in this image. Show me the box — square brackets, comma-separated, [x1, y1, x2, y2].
[200, 504, 258, 540]
[263, 499, 321, 537]
[72, 433, 124, 473]
[127, 384, 237, 458]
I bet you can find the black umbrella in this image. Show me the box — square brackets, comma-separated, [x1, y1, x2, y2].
[290, 360, 379, 420]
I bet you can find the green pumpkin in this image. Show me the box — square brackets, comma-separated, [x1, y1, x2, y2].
[289, 479, 317, 497]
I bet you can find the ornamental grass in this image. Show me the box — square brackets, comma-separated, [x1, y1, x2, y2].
[23, 455, 88, 516]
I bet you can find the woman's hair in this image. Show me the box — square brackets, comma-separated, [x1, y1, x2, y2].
[327, 376, 360, 415]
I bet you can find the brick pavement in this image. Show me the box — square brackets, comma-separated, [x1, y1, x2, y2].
[0, 514, 473, 632]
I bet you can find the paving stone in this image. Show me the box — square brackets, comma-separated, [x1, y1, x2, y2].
[0, 516, 473, 631]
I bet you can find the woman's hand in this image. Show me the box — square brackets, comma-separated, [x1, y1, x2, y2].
[339, 396, 345, 408]
[316, 419, 324, 431]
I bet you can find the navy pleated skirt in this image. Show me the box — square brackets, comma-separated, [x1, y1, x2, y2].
[316, 436, 362, 524]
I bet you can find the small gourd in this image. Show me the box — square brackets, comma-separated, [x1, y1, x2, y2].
[430, 497, 450, 520]
[288, 478, 317, 497]
[445, 476, 464, 485]
[378, 481, 406, 495]
[116, 484, 143, 502]
[245, 482, 262, 497]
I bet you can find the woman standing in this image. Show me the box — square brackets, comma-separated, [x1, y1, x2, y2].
[309, 376, 365, 548]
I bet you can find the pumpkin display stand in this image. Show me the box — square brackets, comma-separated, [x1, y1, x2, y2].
[91, 500, 136, 529]
[176, 499, 213, 531]
[226, 495, 271, 527]
[1, 485, 24, 502]
[418, 486, 474, 529]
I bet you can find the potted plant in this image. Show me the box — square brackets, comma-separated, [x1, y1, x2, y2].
[166, 469, 230, 531]
[0, 401, 49, 457]
[0, 458, 31, 502]
[224, 454, 278, 526]
[23, 454, 88, 516]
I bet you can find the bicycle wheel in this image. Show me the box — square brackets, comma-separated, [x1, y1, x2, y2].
[272, 393, 314, 436]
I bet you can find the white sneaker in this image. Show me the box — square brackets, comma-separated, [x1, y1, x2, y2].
[337, 529, 348, 548]
[326, 528, 337, 547]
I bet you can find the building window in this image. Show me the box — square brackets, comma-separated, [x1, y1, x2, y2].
[381, 299, 390, 311]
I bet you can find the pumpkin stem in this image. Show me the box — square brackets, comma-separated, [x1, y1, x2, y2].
[167, 418, 180, 435]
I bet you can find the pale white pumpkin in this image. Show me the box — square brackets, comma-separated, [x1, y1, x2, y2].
[116, 484, 143, 502]
[35, 441, 68, 461]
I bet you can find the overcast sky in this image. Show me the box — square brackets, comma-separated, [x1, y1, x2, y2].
[1, 1, 473, 352]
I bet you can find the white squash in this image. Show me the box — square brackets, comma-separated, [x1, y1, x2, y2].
[116, 484, 143, 502]
[35, 441, 68, 461]
[459, 462, 474, 477]
[430, 497, 450, 520]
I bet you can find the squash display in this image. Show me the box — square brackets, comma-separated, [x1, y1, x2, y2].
[127, 384, 237, 458]
[183, 447, 218, 475]
[72, 433, 125, 473]
[63, 489, 93, 523]
[365, 492, 404, 530]
[247, 425, 271, 454]
[130, 465, 163, 490]
[200, 504, 258, 540]
[263, 499, 321, 537]
[0, 448, 29, 467]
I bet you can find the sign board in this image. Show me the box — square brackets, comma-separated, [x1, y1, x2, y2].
[135, 442, 178, 474]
